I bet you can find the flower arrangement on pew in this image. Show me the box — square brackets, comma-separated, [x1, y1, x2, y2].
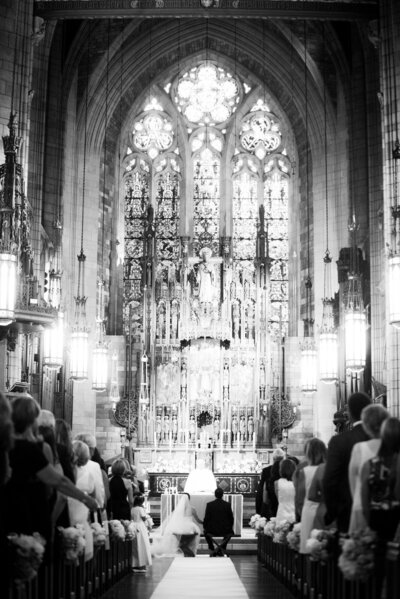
[273, 520, 293, 544]
[305, 529, 338, 564]
[91, 522, 107, 547]
[338, 528, 376, 582]
[263, 517, 277, 537]
[58, 524, 86, 564]
[286, 522, 302, 552]
[121, 520, 137, 541]
[8, 533, 46, 585]
[250, 514, 267, 533]
[108, 520, 126, 542]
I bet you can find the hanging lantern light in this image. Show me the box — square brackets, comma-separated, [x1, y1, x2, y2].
[92, 279, 108, 391]
[43, 312, 64, 368]
[319, 256, 338, 383]
[109, 351, 120, 409]
[389, 251, 400, 329]
[345, 272, 366, 373]
[0, 251, 17, 325]
[301, 333, 318, 393]
[70, 250, 89, 380]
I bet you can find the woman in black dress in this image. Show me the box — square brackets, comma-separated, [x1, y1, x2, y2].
[4, 396, 98, 545]
[109, 458, 133, 520]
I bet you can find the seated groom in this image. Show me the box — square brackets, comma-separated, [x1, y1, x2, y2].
[203, 487, 234, 557]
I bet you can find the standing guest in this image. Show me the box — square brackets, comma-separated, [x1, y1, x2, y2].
[256, 448, 285, 518]
[266, 448, 286, 517]
[323, 392, 371, 531]
[203, 487, 234, 557]
[361, 417, 400, 541]
[75, 433, 105, 509]
[275, 459, 296, 524]
[4, 396, 97, 546]
[109, 458, 133, 519]
[131, 495, 152, 572]
[348, 404, 389, 532]
[55, 419, 74, 482]
[68, 441, 95, 561]
[293, 442, 309, 522]
[298, 438, 327, 553]
[37, 410, 60, 469]
[0, 393, 13, 593]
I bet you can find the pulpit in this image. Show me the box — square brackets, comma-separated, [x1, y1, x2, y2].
[160, 493, 243, 535]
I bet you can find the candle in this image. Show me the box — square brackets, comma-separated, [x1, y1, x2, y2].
[237, 437, 240, 453]
[220, 430, 223, 453]
[252, 432, 256, 452]
[154, 432, 157, 449]
[169, 432, 172, 453]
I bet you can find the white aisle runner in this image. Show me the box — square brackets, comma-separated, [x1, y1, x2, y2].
[150, 556, 249, 599]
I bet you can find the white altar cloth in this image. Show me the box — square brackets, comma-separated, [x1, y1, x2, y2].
[160, 493, 243, 535]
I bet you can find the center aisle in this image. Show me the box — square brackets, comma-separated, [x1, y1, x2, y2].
[150, 556, 248, 599]
[99, 555, 295, 599]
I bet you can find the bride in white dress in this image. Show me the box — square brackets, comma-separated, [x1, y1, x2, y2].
[151, 494, 202, 557]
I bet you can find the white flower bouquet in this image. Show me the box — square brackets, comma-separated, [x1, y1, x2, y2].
[305, 528, 337, 563]
[264, 517, 277, 537]
[58, 524, 86, 564]
[286, 522, 302, 552]
[121, 520, 137, 540]
[145, 515, 154, 531]
[338, 529, 376, 582]
[249, 514, 267, 533]
[8, 532, 46, 584]
[273, 520, 293, 544]
[91, 522, 107, 547]
[107, 520, 126, 541]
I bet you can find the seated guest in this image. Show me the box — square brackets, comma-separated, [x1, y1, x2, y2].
[203, 487, 234, 557]
[5, 396, 97, 546]
[109, 458, 133, 519]
[275, 458, 296, 524]
[184, 458, 216, 494]
[348, 404, 388, 533]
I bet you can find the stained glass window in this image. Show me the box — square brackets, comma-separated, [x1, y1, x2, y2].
[175, 63, 240, 125]
[232, 156, 259, 262]
[133, 108, 173, 160]
[155, 157, 181, 268]
[264, 156, 290, 338]
[193, 147, 220, 256]
[240, 111, 281, 160]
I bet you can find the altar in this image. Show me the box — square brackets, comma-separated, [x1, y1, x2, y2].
[161, 493, 243, 536]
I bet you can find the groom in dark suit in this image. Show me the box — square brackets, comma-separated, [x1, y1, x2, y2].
[323, 391, 372, 532]
[203, 487, 234, 557]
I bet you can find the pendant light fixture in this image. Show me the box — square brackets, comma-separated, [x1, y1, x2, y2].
[92, 21, 111, 391]
[70, 27, 91, 380]
[319, 25, 338, 383]
[300, 21, 317, 394]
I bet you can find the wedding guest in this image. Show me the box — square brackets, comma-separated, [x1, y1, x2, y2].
[109, 458, 133, 519]
[75, 433, 105, 509]
[131, 495, 152, 572]
[55, 418, 74, 482]
[67, 441, 95, 561]
[37, 410, 60, 469]
[256, 448, 285, 518]
[360, 417, 400, 541]
[275, 458, 296, 523]
[348, 404, 389, 532]
[298, 438, 327, 553]
[4, 396, 97, 545]
[293, 442, 310, 522]
[0, 392, 13, 586]
[266, 448, 286, 517]
[323, 392, 371, 531]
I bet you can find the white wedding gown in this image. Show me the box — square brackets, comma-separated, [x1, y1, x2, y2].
[152, 495, 201, 557]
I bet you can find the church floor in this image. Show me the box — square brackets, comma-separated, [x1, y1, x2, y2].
[100, 555, 295, 599]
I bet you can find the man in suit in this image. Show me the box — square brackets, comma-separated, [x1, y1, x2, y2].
[323, 392, 372, 532]
[203, 487, 234, 557]
[255, 448, 285, 517]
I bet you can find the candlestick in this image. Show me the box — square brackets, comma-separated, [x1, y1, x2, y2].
[154, 432, 157, 449]
[169, 432, 172, 453]
[220, 431, 223, 453]
[237, 437, 240, 453]
[252, 432, 256, 452]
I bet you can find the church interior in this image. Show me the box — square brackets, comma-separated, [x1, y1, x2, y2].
[1, 1, 400, 597]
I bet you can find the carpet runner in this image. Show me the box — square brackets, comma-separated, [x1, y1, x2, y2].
[150, 556, 249, 599]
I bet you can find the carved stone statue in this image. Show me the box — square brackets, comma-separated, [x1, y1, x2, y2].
[197, 247, 215, 303]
